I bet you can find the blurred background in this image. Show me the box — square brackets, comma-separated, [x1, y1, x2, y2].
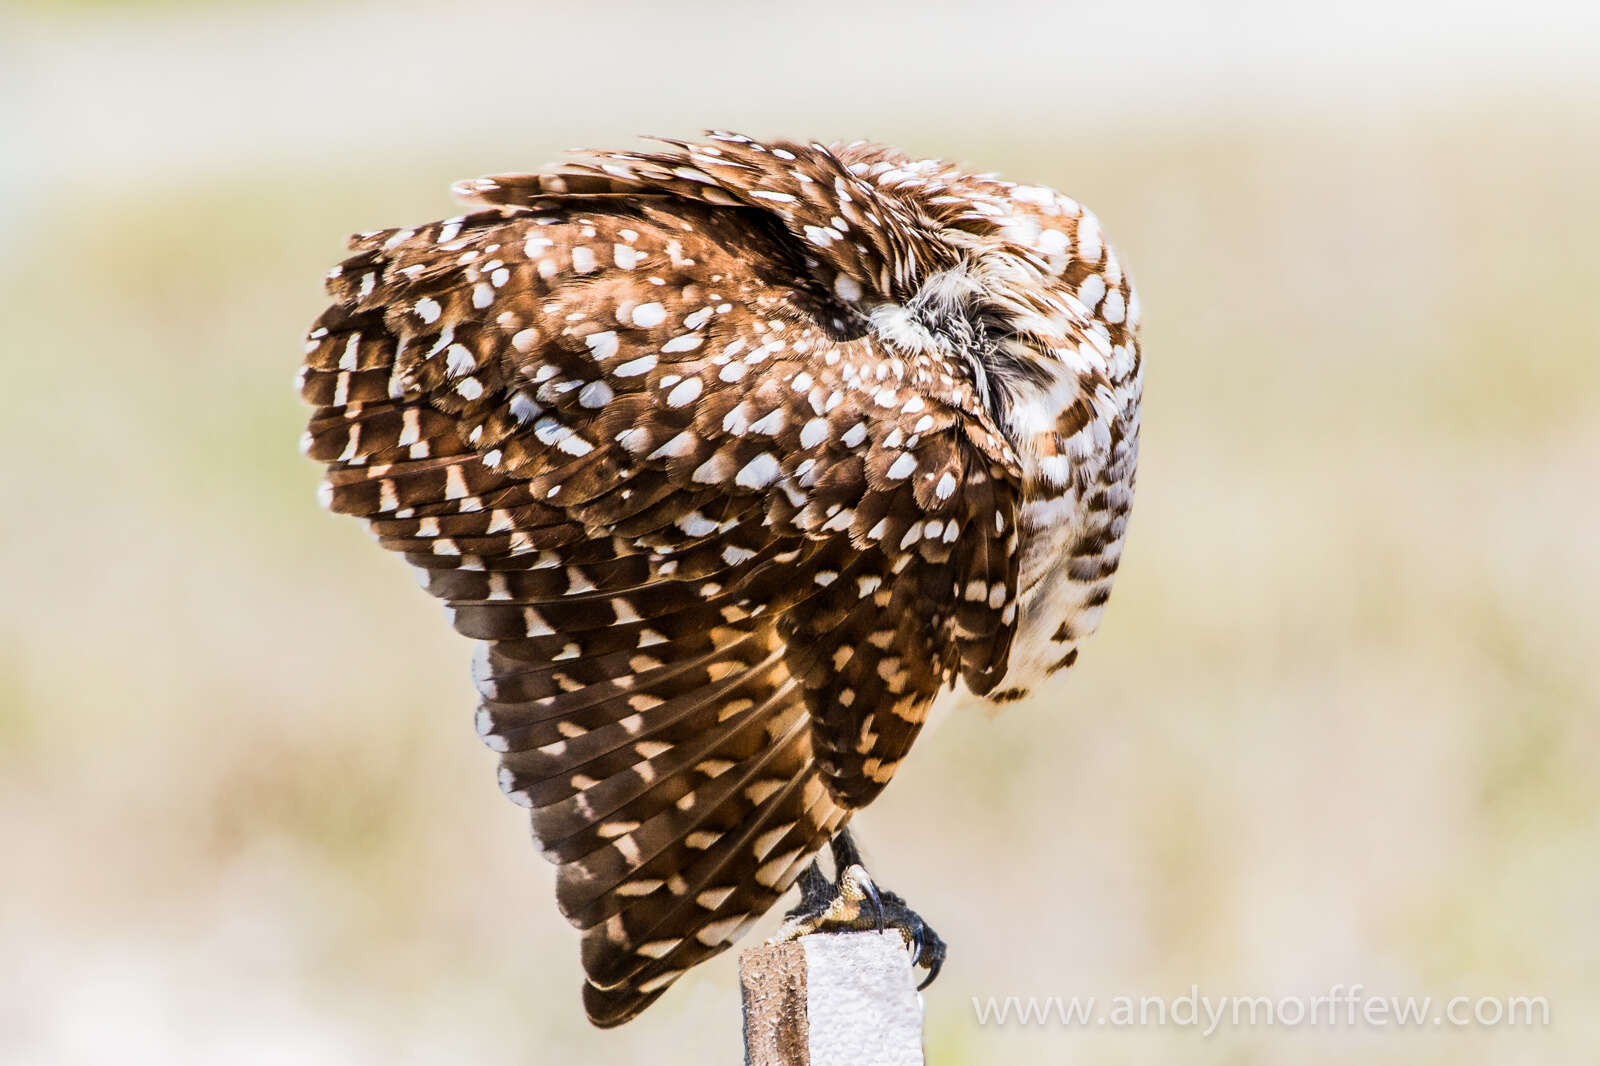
[4, 1, 1598, 1063]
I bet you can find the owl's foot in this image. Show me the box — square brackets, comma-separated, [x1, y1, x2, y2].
[768, 830, 946, 989]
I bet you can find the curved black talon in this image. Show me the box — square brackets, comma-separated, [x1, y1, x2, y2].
[891, 896, 945, 989]
[860, 871, 885, 932]
[916, 937, 945, 990]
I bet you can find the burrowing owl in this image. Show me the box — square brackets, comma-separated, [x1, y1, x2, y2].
[299, 133, 1141, 1026]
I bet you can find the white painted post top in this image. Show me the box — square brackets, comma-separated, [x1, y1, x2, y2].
[740, 932, 924, 1066]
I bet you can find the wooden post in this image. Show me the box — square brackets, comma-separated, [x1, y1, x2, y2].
[739, 932, 924, 1066]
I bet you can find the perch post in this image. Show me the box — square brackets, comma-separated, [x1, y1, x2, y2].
[739, 932, 925, 1065]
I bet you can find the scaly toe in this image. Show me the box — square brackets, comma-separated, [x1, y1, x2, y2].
[770, 863, 947, 990]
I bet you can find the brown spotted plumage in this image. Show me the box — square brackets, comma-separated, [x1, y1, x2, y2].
[298, 132, 1142, 1026]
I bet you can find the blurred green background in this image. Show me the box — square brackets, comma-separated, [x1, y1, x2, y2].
[3, 1, 1597, 1063]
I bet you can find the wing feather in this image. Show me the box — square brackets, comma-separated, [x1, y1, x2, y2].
[300, 134, 1029, 1025]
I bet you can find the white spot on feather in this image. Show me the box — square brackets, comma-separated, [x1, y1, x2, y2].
[736, 453, 780, 489]
[1078, 273, 1107, 312]
[445, 345, 476, 376]
[583, 330, 619, 361]
[648, 430, 697, 460]
[631, 302, 667, 328]
[692, 454, 734, 484]
[1102, 289, 1127, 324]
[885, 453, 917, 480]
[749, 409, 786, 435]
[662, 333, 704, 353]
[615, 354, 657, 377]
[677, 511, 717, 537]
[667, 377, 703, 407]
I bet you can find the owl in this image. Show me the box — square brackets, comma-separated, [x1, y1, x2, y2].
[299, 133, 1142, 1026]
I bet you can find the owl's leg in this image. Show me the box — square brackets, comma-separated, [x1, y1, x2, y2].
[768, 827, 947, 989]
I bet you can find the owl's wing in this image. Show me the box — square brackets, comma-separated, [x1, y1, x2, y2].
[299, 137, 1024, 1025]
